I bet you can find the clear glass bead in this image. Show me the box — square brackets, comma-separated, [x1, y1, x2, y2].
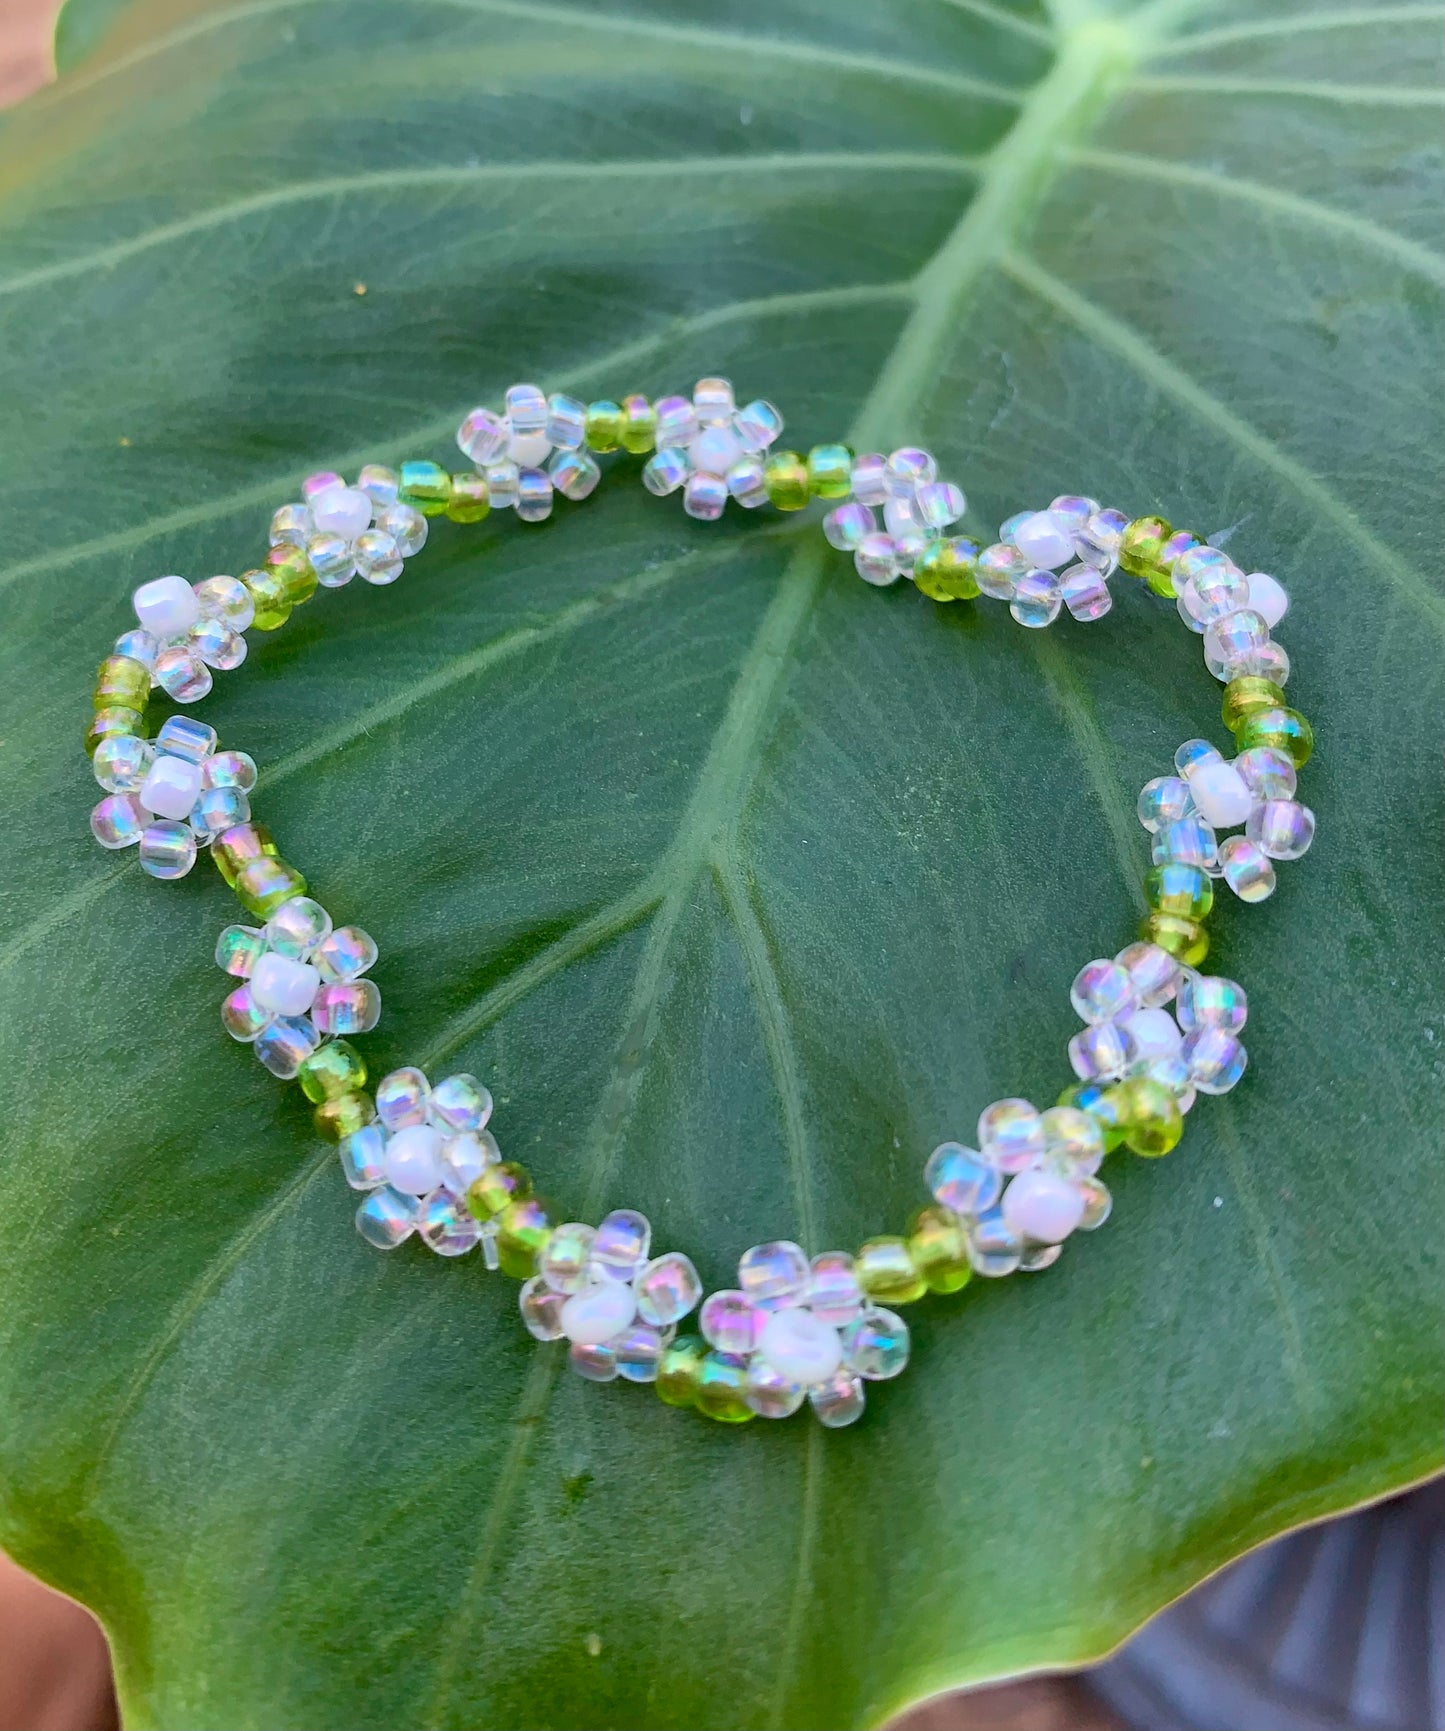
[1234, 745, 1296, 801]
[1218, 834, 1276, 902]
[265, 895, 331, 958]
[1060, 562, 1111, 622]
[1040, 1105, 1104, 1176]
[744, 1359, 805, 1419]
[1246, 799, 1315, 860]
[734, 399, 783, 451]
[807, 1252, 864, 1326]
[569, 1341, 620, 1382]
[1116, 940, 1181, 1007]
[422, 1074, 486, 1133]
[548, 449, 600, 502]
[976, 541, 1028, 599]
[1137, 775, 1193, 832]
[738, 1241, 810, 1310]
[504, 382, 548, 434]
[642, 448, 688, 496]
[883, 495, 920, 538]
[90, 791, 147, 847]
[592, 1208, 650, 1281]
[419, 1189, 482, 1256]
[725, 456, 768, 507]
[966, 1206, 1023, 1277]
[483, 462, 519, 510]
[977, 1098, 1045, 1173]
[1019, 1242, 1063, 1272]
[307, 531, 355, 587]
[1177, 974, 1247, 1033]
[544, 392, 586, 450]
[254, 1014, 319, 1078]
[653, 394, 698, 447]
[1176, 588, 1207, 634]
[220, 984, 269, 1041]
[270, 503, 312, 547]
[1204, 607, 1269, 676]
[357, 464, 399, 507]
[1186, 560, 1249, 623]
[614, 1323, 668, 1383]
[441, 1129, 499, 1191]
[854, 532, 898, 586]
[1076, 1175, 1112, 1230]
[924, 1142, 1001, 1216]
[1009, 569, 1062, 628]
[138, 819, 196, 878]
[312, 980, 381, 1035]
[1182, 1026, 1247, 1093]
[699, 1290, 759, 1354]
[537, 1222, 596, 1294]
[375, 1067, 430, 1129]
[113, 627, 159, 670]
[302, 470, 343, 501]
[510, 468, 549, 523]
[356, 1186, 418, 1250]
[1174, 738, 1221, 777]
[841, 1308, 910, 1380]
[314, 925, 377, 982]
[886, 447, 936, 495]
[154, 646, 212, 704]
[1070, 958, 1135, 1023]
[215, 924, 265, 977]
[808, 1370, 866, 1428]
[519, 1276, 567, 1340]
[376, 502, 427, 556]
[194, 574, 255, 630]
[355, 529, 403, 585]
[1236, 638, 1291, 685]
[1048, 493, 1097, 528]
[458, 407, 508, 465]
[916, 480, 965, 529]
[202, 750, 256, 792]
[339, 1123, 388, 1189]
[635, 1252, 702, 1326]
[193, 785, 248, 837]
[823, 502, 875, 550]
[692, 376, 735, 425]
[683, 472, 727, 521]
[1068, 1020, 1132, 1082]
[1153, 816, 1218, 869]
[849, 452, 888, 506]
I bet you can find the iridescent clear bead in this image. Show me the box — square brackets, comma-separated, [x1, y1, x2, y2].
[807, 1252, 864, 1326]
[1177, 974, 1248, 1033]
[314, 925, 377, 982]
[154, 646, 212, 703]
[202, 750, 257, 791]
[1246, 799, 1316, 860]
[356, 1185, 419, 1249]
[744, 1359, 805, 1419]
[90, 792, 147, 847]
[1234, 746, 1296, 802]
[355, 530, 403, 585]
[540, 1223, 597, 1295]
[1040, 1106, 1104, 1176]
[734, 399, 783, 451]
[441, 1130, 499, 1191]
[519, 1276, 567, 1340]
[254, 1014, 319, 1079]
[265, 895, 331, 958]
[1153, 816, 1218, 869]
[976, 542, 1029, 599]
[569, 1341, 619, 1382]
[635, 1252, 702, 1326]
[376, 502, 427, 556]
[1070, 958, 1135, 1023]
[1218, 835, 1276, 902]
[1182, 1026, 1247, 1093]
[977, 1098, 1045, 1173]
[1116, 941, 1181, 1007]
[431, 1074, 492, 1131]
[1068, 1020, 1132, 1082]
[924, 1143, 1001, 1215]
[738, 1241, 810, 1310]
[725, 456, 768, 507]
[1060, 562, 1112, 622]
[307, 531, 355, 587]
[808, 1370, 866, 1428]
[614, 1323, 668, 1383]
[220, 984, 269, 1041]
[1076, 1175, 1112, 1230]
[840, 1308, 909, 1380]
[966, 1206, 1023, 1277]
[138, 819, 197, 879]
[418, 1189, 482, 1256]
[684, 472, 727, 521]
[1009, 569, 1062, 628]
[375, 1067, 430, 1130]
[642, 448, 688, 496]
[854, 532, 898, 586]
[357, 464, 400, 507]
[483, 462, 519, 511]
[545, 392, 587, 450]
[458, 407, 509, 465]
[548, 449, 601, 501]
[193, 574, 255, 630]
[339, 1123, 388, 1189]
[823, 502, 875, 550]
[592, 1209, 650, 1281]
[270, 503, 313, 547]
[699, 1290, 760, 1354]
[515, 468, 553, 523]
[849, 452, 888, 506]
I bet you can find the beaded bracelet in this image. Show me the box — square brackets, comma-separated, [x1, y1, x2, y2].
[85, 378, 1316, 1430]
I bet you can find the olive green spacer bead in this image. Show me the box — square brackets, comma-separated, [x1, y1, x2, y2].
[265, 541, 318, 607]
[466, 1161, 531, 1221]
[1057, 1081, 1126, 1154]
[1113, 1077, 1184, 1158]
[694, 1352, 754, 1424]
[446, 472, 490, 523]
[234, 854, 307, 920]
[656, 1336, 709, 1409]
[85, 705, 146, 756]
[806, 443, 853, 501]
[763, 449, 810, 511]
[313, 1090, 376, 1142]
[584, 400, 625, 453]
[211, 821, 278, 888]
[93, 654, 151, 712]
[1117, 515, 1173, 580]
[1140, 909, 1210, 968]
[1145, 862, 1214, 922]
[298, 1039, 368, 1104]
[1221, 675, 1286, 733]
[620, 394, 656, 455]
[1234, 704, 1313, 768]
[913, 536, 981, 602]
[398, 459, 453, 516]
[241, 566, 292, 631]
[856, 1235, 927, 1305]
[496, 1196, 552, 1279]
[908, 1206, 973, 1295]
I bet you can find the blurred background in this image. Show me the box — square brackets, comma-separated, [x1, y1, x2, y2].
[0, 6, 1439, 1730]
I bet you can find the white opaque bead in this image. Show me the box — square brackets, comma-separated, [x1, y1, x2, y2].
[757, 1307, 843, 1386]
[1187, 759, 1254, 829]
[139, 754, 202, 820]
[249, 952, 320, 1017]
[1001, 1168, 1084, 1243]
[1011, 511, 1076, 570]
[310, 484, 372, 538]
[385, 1124, 447, 1195]
[508, 430, 552, 469]
[133, 575, 199, 638]
[1246, 571, 1289, 627]
[689, 425, 743, 477]
[560, 1281, 637, 1346]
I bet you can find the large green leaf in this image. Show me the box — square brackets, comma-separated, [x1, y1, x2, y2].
[1, 1, 1441, 1726]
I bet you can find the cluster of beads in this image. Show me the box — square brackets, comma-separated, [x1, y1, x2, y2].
[83, 376, 1318, 1430]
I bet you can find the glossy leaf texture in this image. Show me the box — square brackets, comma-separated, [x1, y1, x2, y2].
[0, 1, 1441, 1727]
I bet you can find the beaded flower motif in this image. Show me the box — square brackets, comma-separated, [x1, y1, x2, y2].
[518, 1210, 704, 1385]
[269, 471, 425, 588]
[90, 715, 257, 881]
[456, 384, 603, 520]
[824, 446, 970, 594]
[217, 895, 379, 1079]
[639, 376, 787, 520]
[115, 572, 256, 704]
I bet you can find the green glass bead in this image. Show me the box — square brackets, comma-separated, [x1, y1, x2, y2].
[93, 654, 151, 712]
[1140, 910, 1209, 968]
[1221, 675, 1286, 733]
[313, 1090, 376, 1142]
[241, 566, 292, 631]
[1114, 1077, 1184, 1157]
[656, 1336, 708, 1409]
[1234, 705, 1313, 768]
[496, 1196, 552, 1279]
[446, 472, 489, 523]
[806, 443, 853, 501]
[466, 1161, 531, 1221]
[1117, 515, 1173, 582]
[398, 460, 452, 517]
[85, 706, 145, 756]
[620, 394, 656, 455]
[694, 1352, 754, 1424]
[913, 536, 981, 602]
[298, 1039, 368, 1104]
[211, 822, 278, 888]
[764, 450, 810, 511]
[265, 541, 317, 607]
[585, 400, 625, 453]
[856, 1235, 926, 1305]
[1057, 1081, 1126, 1153]
[234, 854, 307, 919]
[908, 1206, 973, 1295]
[1145, 862, 1214, 922]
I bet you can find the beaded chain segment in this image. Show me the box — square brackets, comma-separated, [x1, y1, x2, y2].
[86, 378, 1316, 1429]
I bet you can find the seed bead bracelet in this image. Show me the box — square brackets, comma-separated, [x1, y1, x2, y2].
[84, 377, 1316, 1430]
